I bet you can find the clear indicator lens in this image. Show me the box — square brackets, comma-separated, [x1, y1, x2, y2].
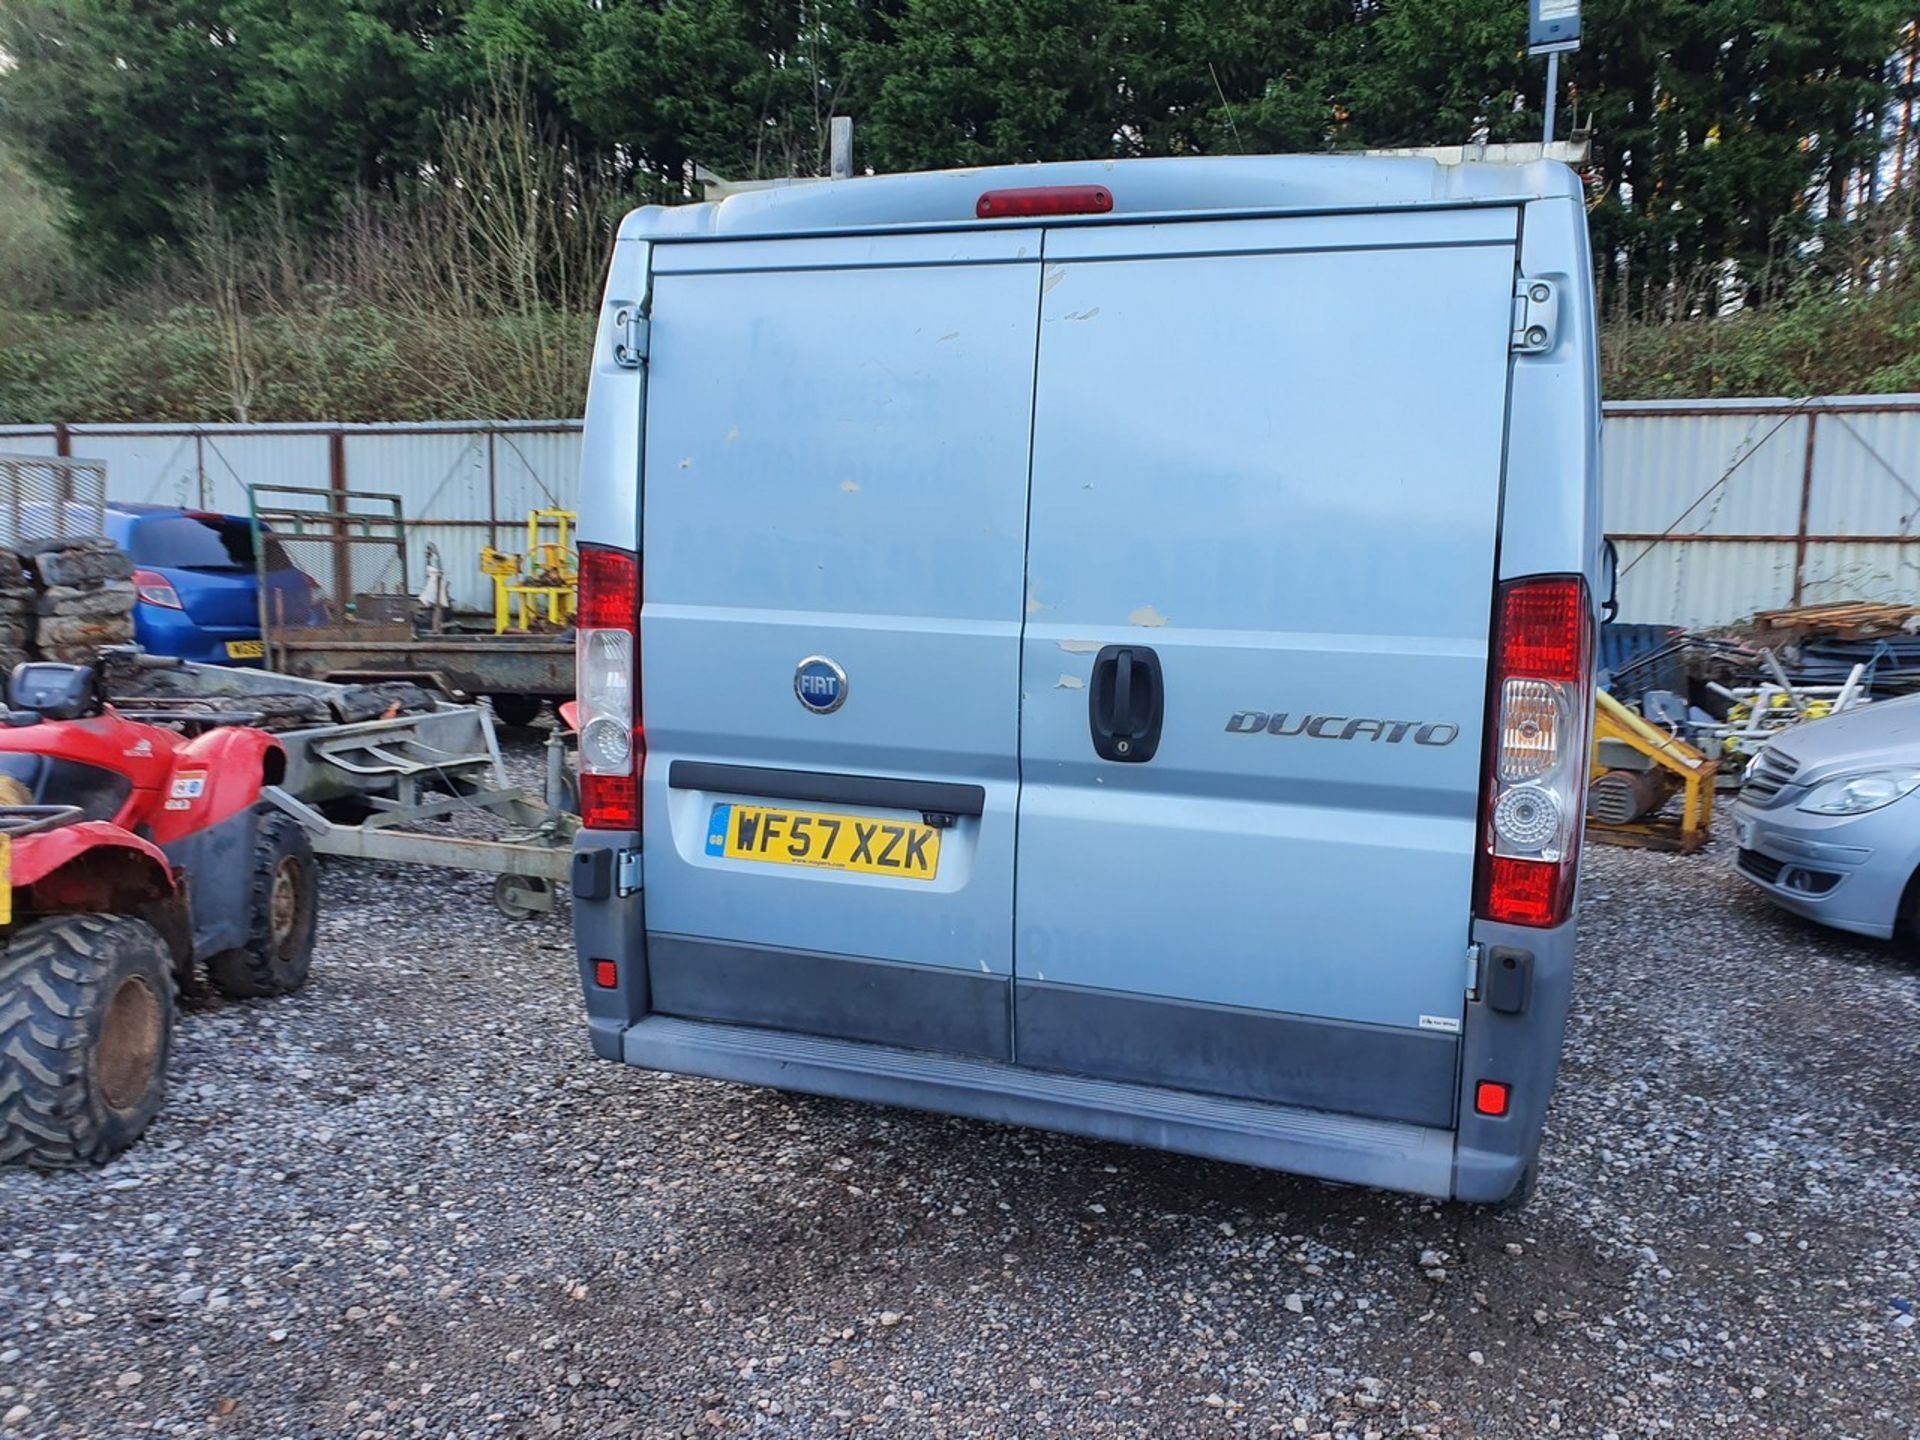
[1493, 783, 1561, 854]
[575, 626, 635, 776]
[580, 716, 631, 773]
[582, 630, 633, 709]
[1498, 678, 1563, 781]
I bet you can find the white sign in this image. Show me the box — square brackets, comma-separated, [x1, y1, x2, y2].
[1529, 0, 1580, 50]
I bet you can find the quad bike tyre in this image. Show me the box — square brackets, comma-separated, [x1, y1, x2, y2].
[0, 914, 176, 1168]
[206, 813, 319, 999]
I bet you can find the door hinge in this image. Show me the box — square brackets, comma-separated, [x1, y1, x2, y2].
[612, 305, 650, 368]
[615, 847, 643, 896]
[1511, 277, 1560, 355]
[1465, 942, 1484, 1000]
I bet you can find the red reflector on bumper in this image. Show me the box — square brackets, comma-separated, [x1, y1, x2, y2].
[593, 959, 617, 989]
[1474, 1080, 1511, 1117]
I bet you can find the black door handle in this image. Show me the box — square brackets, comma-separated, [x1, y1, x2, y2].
[1089, 644, 1163, 763]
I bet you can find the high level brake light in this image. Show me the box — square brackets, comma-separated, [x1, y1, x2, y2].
[575, 544, 642, 831]
[1474, 576, 1594, 928]
[975, 185, 1113, 219]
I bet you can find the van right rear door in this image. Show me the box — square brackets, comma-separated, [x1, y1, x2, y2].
[1013, 208, 1520, 1129]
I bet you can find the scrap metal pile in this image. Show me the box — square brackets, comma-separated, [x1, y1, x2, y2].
[1602, 601, 1920, 777]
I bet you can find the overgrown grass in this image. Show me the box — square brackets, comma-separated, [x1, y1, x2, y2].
[0, 72, 612, 425]
[0, 304, 595, 423]
[8, 277, 1920, 425]
[1601, 270, 1920, 400]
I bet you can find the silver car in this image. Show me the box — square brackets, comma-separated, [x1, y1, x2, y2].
[1732, 693, 1920, 944]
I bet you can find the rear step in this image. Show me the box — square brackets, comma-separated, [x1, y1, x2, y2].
[623, 1016, 1455, 1196]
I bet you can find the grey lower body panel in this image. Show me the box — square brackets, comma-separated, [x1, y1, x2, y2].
[646, 934, 1457, 1126]
[649, 933, 1009, 1057]
[1016, 979, 1457, 1128]
[622, 1014, 1457, 1198]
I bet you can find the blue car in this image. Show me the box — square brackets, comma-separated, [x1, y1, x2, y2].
[104, 505, 320, 665]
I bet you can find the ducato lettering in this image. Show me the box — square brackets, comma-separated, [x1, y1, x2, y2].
[1223, 711, 1461, 745]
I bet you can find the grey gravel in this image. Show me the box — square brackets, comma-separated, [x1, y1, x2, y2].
[1, 752, 1915, 1438]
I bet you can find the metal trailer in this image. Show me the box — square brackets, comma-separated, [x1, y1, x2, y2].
[248, 483, 574, 715]
[104, 655, 575, 918]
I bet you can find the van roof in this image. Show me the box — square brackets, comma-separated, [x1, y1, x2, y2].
[617, 152, 1583, 244]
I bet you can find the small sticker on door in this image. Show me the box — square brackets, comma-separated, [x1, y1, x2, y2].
[1418, 1014, 1462, 1034]
[170, 770, 207, 801]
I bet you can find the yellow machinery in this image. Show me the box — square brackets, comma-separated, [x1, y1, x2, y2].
[1586, 690, 1717, 853]
[481, 510, 578, 634]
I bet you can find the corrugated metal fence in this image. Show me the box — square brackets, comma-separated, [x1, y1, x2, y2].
[1607, 396, 1920, 628]
[4, 396, 1918, 626]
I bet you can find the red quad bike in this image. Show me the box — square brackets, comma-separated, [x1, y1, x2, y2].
[0, 661, 319, 1168]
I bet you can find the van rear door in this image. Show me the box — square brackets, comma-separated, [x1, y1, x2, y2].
[1013, 209, 1519, 1127]
[640, 231, 1043, 1059]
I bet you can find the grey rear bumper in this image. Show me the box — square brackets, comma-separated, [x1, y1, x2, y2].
[623, 1014, 1457, 1198]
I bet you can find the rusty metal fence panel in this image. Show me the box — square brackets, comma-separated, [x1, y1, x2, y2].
[7, 398, 1920, 628]
[1603, 396, 1920, 628]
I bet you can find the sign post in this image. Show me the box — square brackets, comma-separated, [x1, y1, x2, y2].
[1529, 0, 1582, 146]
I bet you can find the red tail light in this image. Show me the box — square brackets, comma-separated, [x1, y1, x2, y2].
[576, 544, 642, 831]
[1474, 576, 1593, 928]
[132, 569, 183, 610]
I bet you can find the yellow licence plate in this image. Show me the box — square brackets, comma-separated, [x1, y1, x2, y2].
[225, 639, 265, 659]
[705, 803, 940, 881]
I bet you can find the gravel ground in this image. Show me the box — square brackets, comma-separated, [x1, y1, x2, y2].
[2, 743, 1916, 1440]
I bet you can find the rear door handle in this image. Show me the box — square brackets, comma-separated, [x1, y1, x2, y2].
[1089, 644, 1164, 763]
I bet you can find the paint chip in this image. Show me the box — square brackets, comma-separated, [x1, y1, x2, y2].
[723, 426, 740, 445]
[1055, 674, 1085, 690]
[679, 457, 692, 469]
[1057, 640, 1101, 654]
[1064, 307, 1101, 322]
[1127, 604, 1169, 628]
[840, 480, 861, 493]
[1042, 267, 1067, 294]
[938, 331, 960, 343]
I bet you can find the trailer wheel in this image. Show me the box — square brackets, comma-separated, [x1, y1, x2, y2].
[488, 693, 545, 729]
[0, 914, 176, 1168]
[206, 814, 318, 999]
[493, 874, 553, 920]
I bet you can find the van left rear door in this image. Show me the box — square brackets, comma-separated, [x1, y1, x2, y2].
[639, 230, 1043, 1060]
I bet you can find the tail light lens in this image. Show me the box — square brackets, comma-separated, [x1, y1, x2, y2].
[576, 544, 641, 830]
[1474, 576, 1593, 928]
[132, 569, 183, 610]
